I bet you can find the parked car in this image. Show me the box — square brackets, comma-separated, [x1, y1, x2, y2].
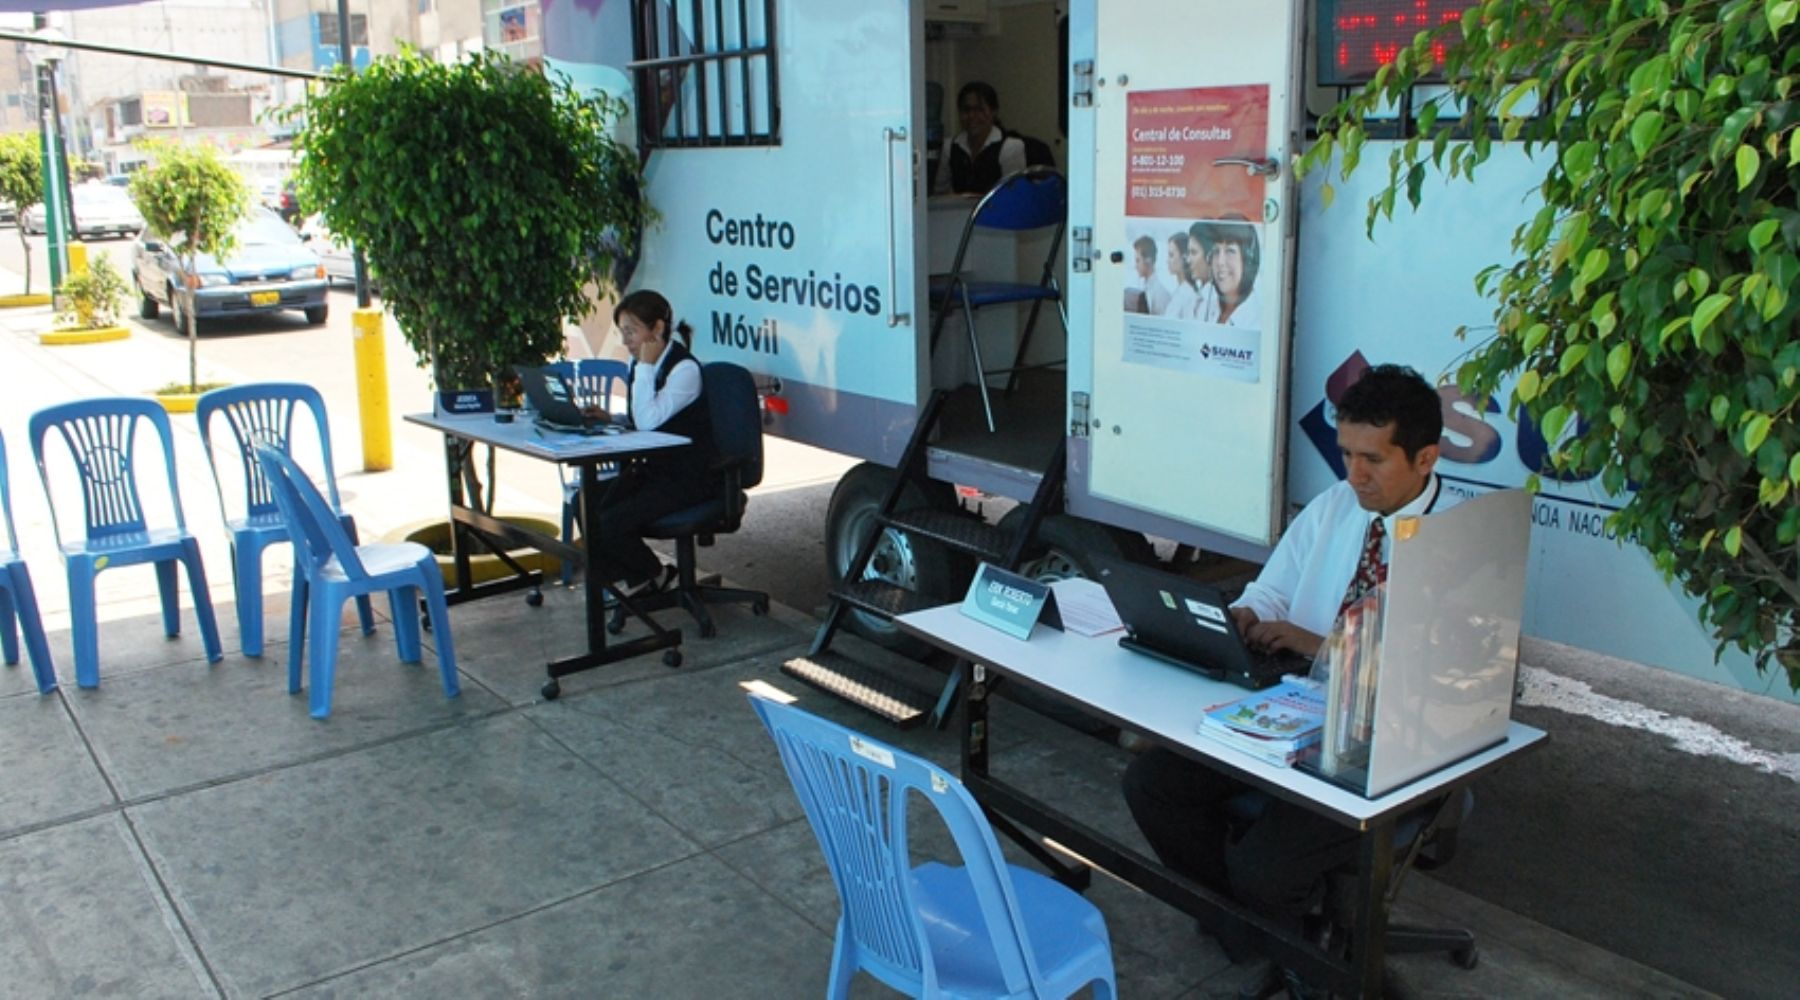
[298, 214, 377, 291]
[132, 207, 330, 328]
[23, 183, 146, 239]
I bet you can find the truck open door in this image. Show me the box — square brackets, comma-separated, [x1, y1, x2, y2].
[626, 1, 925, 464]
[1070, 0, 1306, 551]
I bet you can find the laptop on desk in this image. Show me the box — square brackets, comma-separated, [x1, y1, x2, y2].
[515, 365, 621, 436]
[1093, 556, 1303, 690]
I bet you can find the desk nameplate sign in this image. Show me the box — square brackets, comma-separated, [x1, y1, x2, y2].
[960, 562, 1061, 640]
[436, 388, 495, 417]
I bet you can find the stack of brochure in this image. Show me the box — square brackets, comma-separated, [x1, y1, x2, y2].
[1196, 677, 1327, 766]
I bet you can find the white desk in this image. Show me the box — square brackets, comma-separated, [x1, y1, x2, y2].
[406, 412, 691, 697]
[896, 601, 1546, 998]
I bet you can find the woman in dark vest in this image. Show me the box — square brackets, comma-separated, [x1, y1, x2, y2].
[934, 81, 1030, 195]
[587, 289, 717, 596]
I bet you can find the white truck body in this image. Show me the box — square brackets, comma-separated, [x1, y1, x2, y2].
[542, 0, 1790, 703]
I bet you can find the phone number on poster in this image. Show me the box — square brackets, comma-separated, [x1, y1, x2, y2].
[1130, 153, 1187, 168]
[1130, 184, 1188, 199]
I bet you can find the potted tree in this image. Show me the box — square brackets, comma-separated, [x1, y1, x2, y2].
[128, 141, 251, 411]
[285, 47, 650, 571]
[0, 133, 50, 307]
[41, 255, 131, 345]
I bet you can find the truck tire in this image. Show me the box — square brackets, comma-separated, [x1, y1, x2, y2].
[996, 510, 1154, 582]
[825, 462, 966, 656]
[137, 283, 158, 320]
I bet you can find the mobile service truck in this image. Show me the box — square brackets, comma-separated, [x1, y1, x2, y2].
[537, 0, 1792, 711]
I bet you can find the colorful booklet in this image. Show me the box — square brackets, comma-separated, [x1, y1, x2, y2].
[1198, 678, 1326, 765]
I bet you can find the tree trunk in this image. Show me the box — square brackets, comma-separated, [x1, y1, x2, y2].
[15, 225, 29, 294]
[185, 263, 198, 392]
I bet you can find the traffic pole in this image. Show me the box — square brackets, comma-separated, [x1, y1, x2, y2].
[352, 308, 392, 471]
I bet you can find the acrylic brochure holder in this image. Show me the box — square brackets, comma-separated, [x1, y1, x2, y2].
[1300, 488, 1531, 798]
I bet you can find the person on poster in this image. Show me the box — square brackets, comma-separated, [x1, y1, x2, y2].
[1202, 217, 1262, 328]
[1184, 222, 1222, 322]
[935, 82, 1029, 195]
[1161, 232, 1200, 319]
[1125, 235, 1170, 314]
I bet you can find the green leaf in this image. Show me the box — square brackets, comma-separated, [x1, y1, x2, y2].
[1606, 343, 1633, 387]
[1522, 322, 1549, 353]
[1744, 412, 1774, 454]
[1540, 405, 1572, 446]
[1320, 182, 1335, 210]
[1629, 112, 1663, 159]
[1516, 369, 1542, 403]
[1499, 78, 1540, 118]
[1749, 218, 1780, 252]
[1687, 268, 1711, 298]
[1735, 145, 1762, 190]
[1691, 293, 1733, 338]
[1788, 451, 1800, 484]
[1772, 0, 1798, 36]
[1724, 525, 1742, 557]
[1712, 395, 1732, 425]
[1559, 343, 1591, 375]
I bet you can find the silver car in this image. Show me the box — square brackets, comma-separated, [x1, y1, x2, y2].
[23, 183, 145, 240]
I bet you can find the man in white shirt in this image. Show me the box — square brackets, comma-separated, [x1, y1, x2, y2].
[1122, 364, 1446, 976]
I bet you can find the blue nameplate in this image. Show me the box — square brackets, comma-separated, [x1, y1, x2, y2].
[436, 388, 494, 416]
[959, 562, 1062, 640]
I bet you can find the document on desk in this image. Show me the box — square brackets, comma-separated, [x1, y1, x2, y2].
[1050, 578, 1126, 637]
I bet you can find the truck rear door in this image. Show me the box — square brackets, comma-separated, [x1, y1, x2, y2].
[1075, 0, 1305, 547]
[627, 1, 923, 463]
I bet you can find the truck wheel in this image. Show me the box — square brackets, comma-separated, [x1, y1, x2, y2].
[825, 462, 966, 656]
[996, 510, 1154, 583]
[170, 290, 188, 333]
[137, 283, 158, 320]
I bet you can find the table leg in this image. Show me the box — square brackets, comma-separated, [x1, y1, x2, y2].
[1350, 817, 1397, 998]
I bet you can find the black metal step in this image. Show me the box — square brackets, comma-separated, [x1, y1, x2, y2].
[828, 578, 937, 621]
[781, 651, 934, 728]
[882, 507, 1010, 563]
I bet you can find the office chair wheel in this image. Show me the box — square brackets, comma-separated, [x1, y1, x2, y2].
[606, 613, 625, 635]
[1452, 945, 1479, 970]
[752, 597, 769, 616]
[662, 649, 683, 668]
[526, 589, 544, 607]
[541, 680, 561, 700]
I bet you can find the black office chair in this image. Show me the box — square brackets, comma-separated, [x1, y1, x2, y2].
[610, 362, 770, 638]
[1231, 787, 1478, 999]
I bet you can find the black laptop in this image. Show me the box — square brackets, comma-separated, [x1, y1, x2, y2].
[515, 365, 617, 435]
[1093, 556, 1302, 690]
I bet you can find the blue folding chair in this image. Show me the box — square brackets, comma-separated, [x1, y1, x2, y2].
[928, 165, 1068, 432]
[547, 358, 631, 585]
[196, 383, 373, 658]
[256, 447, 458, 719]
[750, 695, 1117, 999]
[29, 398, 223, 688]
[0, 430, 56, 693]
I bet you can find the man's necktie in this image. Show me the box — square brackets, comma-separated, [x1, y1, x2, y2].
[1338, 516, 1388, 617]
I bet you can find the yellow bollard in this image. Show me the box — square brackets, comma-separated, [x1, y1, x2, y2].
[67, 242, 87, 276]
[352, 308, 393, 472]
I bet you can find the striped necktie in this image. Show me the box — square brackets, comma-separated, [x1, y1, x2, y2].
[1337, 516, 1388, 617]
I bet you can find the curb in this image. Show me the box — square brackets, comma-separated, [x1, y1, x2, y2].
[0, 293, 52, 308]
[40, 325, 130, 346]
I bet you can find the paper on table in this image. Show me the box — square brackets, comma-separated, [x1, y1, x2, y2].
[1050, 577, 1126, 637]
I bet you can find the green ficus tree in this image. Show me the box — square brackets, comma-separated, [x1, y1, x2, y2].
[0, 133, 44, 294]
[129, 142, 251, 393]
[1302, 0, 1800, 689]
[283, 48, 650, 512]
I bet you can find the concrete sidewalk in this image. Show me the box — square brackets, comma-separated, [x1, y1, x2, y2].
[0, 297, 1715, 997]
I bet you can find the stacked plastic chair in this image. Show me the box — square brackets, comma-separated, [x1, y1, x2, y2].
[750, 694, 1117, 999]
[29, 398, 223, 687]
[256, 447, 458, 719]
[0, 429, 56, 693]
[195, 383, 373, 658]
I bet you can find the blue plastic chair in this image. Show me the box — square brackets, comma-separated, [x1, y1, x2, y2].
[196, 383, 374, 658]
[256, 446, 458, 719]
[29, 398, 223, 688]
[0, 430, 56, 693]
[928, 165, 1068, 432]
[547, 359, 631, 585]
[749, 695, 1117, 999]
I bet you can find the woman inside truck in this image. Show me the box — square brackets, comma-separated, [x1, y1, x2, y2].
[585, 289, 718, 598]
[1201, 217, 1262, 328]
[934, 81, 1029, 195]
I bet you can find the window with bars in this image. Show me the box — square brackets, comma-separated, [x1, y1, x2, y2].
[631, 0, 780, 148]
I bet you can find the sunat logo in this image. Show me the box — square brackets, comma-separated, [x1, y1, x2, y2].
[1298, 351, 1596, 484]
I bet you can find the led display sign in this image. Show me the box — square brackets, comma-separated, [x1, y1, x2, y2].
[1317, 0, 1474, 86]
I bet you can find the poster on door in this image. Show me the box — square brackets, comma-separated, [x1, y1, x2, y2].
[1119, 85, 1270, 384]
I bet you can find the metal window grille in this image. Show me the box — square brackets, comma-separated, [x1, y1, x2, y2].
[630, 0, 780, 148]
